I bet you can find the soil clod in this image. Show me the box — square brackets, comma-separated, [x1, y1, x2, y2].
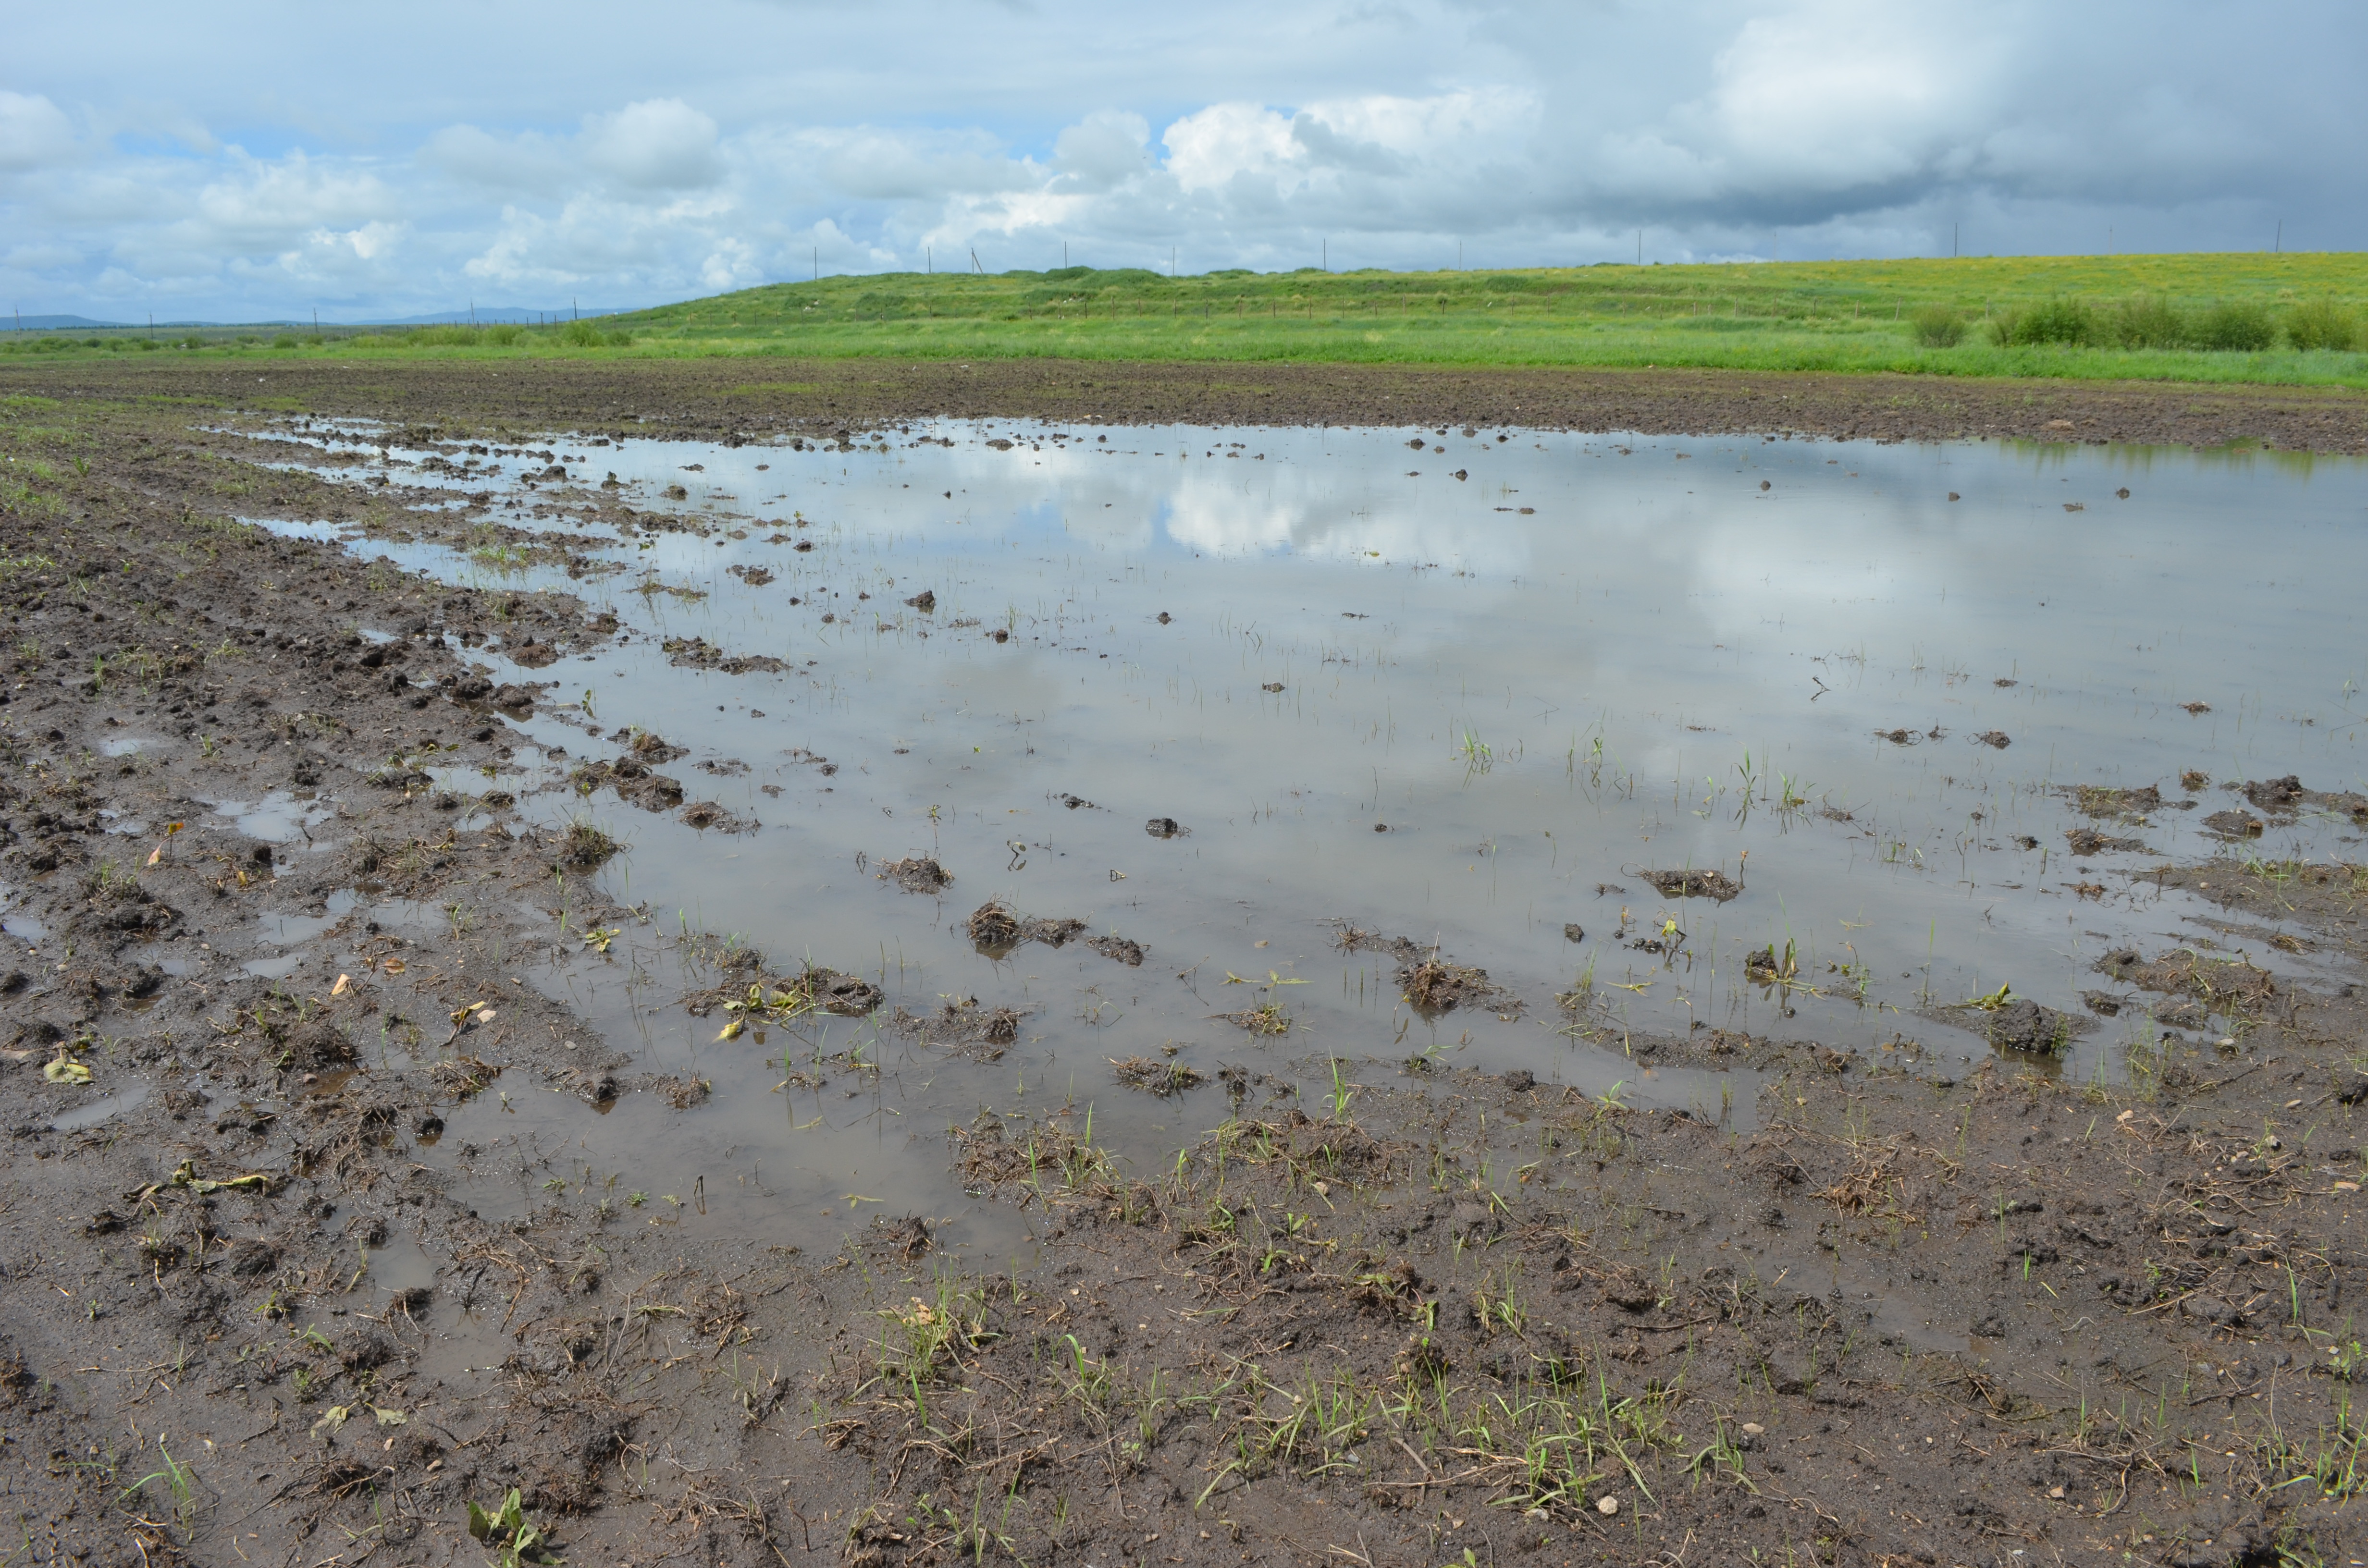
[1110, 1056, 1205, 1095]
[1636, 867, 1742, 902]
[881, 856, 952, 893]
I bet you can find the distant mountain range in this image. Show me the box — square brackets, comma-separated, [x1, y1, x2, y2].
[6, 306, 641, 331]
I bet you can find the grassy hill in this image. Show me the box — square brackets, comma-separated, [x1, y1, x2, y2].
[10, 253, 2368, 388]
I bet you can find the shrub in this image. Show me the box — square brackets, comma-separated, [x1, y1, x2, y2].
[271, 334, 298, 348]
[2195, 301, 2274, 352]
[560, 319, 604, 347]
[1909, 305, 1965, 347]
[404, 325, 481, 347]
[2108, 295, 2190, 349]
[1993, 297, 2097, 347]
[2285, 298, 2361, 352]
[482, 323, 523, 346]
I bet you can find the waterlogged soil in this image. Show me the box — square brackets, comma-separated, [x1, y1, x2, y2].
[14, 354, 2368, 453]
[0, 392, 2365, 1568]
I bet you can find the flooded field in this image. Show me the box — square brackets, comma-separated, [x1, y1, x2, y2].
[12, 374, 2368, 1566]
[246, 417, 2368, 1253]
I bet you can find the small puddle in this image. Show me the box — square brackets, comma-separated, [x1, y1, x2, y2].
[208, 790, 338, 846]
[362, 1234, 437, 1302]
[50, 1081, 153, 1131]
[100, 736, 163, 758]
[243, 954, 305, 980]
[258, 888, 364, 947]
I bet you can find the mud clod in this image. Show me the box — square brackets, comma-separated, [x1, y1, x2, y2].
[965, 899, 1019, 946]
[2064, 827, 2148, 856]
[1111, 1057, 1205, 1096]
[559, 820, 621, 867]
[1399, 956, 1514, 1015]
[1933, 992, 2089, 1054]
[2244, 775, 2306, 811]
[814, 970, 885, 1015]
[2202, 808, 2265, 839]
[1637, 868, 1742, 902]
[888, 997, 1025, 1057]
[2073, 784, 2161, 817]
[881, 856, 952, 893]
[679, 801, 755, 832]
[962, 899, 1086, 952]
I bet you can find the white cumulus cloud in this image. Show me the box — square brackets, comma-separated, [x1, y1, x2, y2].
[0, 0, 2358, 319]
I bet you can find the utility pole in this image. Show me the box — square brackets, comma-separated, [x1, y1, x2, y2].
[1952, 223, 1958, 258]
[2275, 219, 2282, 253]
[1321, 238, 1326, 271]
[1637, 229, 1642, 266]
[926, 247, 931, 274]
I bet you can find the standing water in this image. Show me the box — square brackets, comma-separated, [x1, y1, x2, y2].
[256, 420, 2368, 1254]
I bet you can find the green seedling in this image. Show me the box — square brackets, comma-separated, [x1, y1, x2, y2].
[468, 1488, 563, 1565]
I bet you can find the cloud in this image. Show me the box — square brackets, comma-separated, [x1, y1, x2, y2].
[1052, 111, 1150, 192]
[3, 0, 2362, 318]
[0, 91, 76, 173]
[425, 98, 721, 195]
[582, 98, 722, 191]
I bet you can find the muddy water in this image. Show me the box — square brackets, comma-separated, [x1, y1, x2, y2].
[254, 421, 2368, 1256]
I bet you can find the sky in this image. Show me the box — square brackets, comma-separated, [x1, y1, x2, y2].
[4, 0, 2362, 321]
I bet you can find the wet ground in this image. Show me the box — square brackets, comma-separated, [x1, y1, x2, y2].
[16, 353, 2368, 454]
[0, 368, 2364, 1568]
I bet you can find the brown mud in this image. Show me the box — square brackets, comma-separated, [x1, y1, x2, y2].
[12, 355, 2368, 452]
[0, 388, 2363, 1568]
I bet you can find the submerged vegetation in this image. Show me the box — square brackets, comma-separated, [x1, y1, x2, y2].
[6, 251, 2367, 387]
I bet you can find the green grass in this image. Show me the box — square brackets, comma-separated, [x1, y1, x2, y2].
[9, 252, 2368, 388]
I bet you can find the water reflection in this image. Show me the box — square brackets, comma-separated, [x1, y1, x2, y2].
[235, 417, 2368, 1249]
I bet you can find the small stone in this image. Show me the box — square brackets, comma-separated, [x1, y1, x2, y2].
[1596, 1496, 1619, 1516]
[1739, 1422, 1765, 1437]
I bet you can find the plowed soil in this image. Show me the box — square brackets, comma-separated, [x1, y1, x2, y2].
[13, 354, 2368, 451]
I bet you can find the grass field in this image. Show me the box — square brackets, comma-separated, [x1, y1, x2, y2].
[10, 252, 2368, 389]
